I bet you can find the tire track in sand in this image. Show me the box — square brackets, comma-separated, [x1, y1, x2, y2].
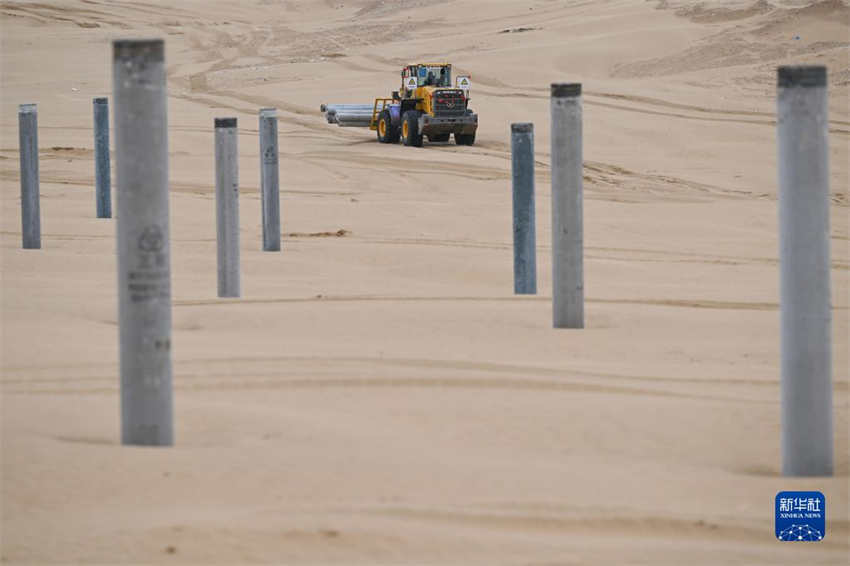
[347, 506, 784, 546]
[1, 355, 791, 389]
[171, 294, 785, 311]
[0, 373, 780, 404]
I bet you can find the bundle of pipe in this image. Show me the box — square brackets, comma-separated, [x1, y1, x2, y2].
[336, 113, 374, 127]
[328, 107, 374, 127]
[321, 104, 375, 127]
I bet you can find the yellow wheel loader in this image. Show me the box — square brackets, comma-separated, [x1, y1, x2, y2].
[322, 63, 478, 147]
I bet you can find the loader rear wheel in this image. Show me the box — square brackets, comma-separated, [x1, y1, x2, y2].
[401, 111, 423, 147]
[376, 110, 399, 143]
[455, 132, 476, 146]
[428, 133, 450, 143]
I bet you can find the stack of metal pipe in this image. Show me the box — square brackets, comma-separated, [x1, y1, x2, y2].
[321, 104, 375, 127]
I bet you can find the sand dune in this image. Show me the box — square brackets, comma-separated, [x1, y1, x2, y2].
[617, 0, 849, 79]
[1, 0, 848, 563]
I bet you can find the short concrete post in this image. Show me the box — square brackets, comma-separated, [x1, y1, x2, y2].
[215, 118, 240, 298]
[259, 108, 281, 251]
[778, 65, 833, 476]
[93, 97, 111, 218]
[550, 83, 584, 328]
[18, 103, 41, 249]
[114, 39, 173, 446]
[511, 122, 537, 294]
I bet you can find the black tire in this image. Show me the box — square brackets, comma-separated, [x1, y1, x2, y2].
[401, 110, 423, 147]
[376, 109, 399, 143]
[428, 133, 450, 143]
[455, 132, 476, 145]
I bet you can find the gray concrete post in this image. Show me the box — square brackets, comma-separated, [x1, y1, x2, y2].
[215, 118, 240, 298]
[18, 104, 41, 249]
[93, 97, 111, 218]
[113, 39, 173, 446]
[259, 108, 281, 251]
[778, 65, 833, 476]
[511, 123, 537, 294]
[550, 83, 584, 328]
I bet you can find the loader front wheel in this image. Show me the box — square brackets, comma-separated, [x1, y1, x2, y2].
[401, 111, 423, 147]
[376, 110, 399, 143]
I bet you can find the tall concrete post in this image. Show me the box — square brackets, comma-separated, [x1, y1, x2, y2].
[18, 103, 41, 249]
[93, 97, 111, 218]
[511, 122, 537, 294]
[550, 83, 584, 328]
[113, 39, 173, 446]
[259, 108, 281, 251]
[215, 118, 240, 297]
[778, 65, 833, 476]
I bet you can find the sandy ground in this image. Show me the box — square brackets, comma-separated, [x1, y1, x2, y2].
[1, 0, 848, 563]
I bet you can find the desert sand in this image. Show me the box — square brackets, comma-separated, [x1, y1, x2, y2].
[1, 0, 848, 563]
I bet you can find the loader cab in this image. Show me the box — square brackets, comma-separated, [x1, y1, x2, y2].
[401, 64, 452, 95]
